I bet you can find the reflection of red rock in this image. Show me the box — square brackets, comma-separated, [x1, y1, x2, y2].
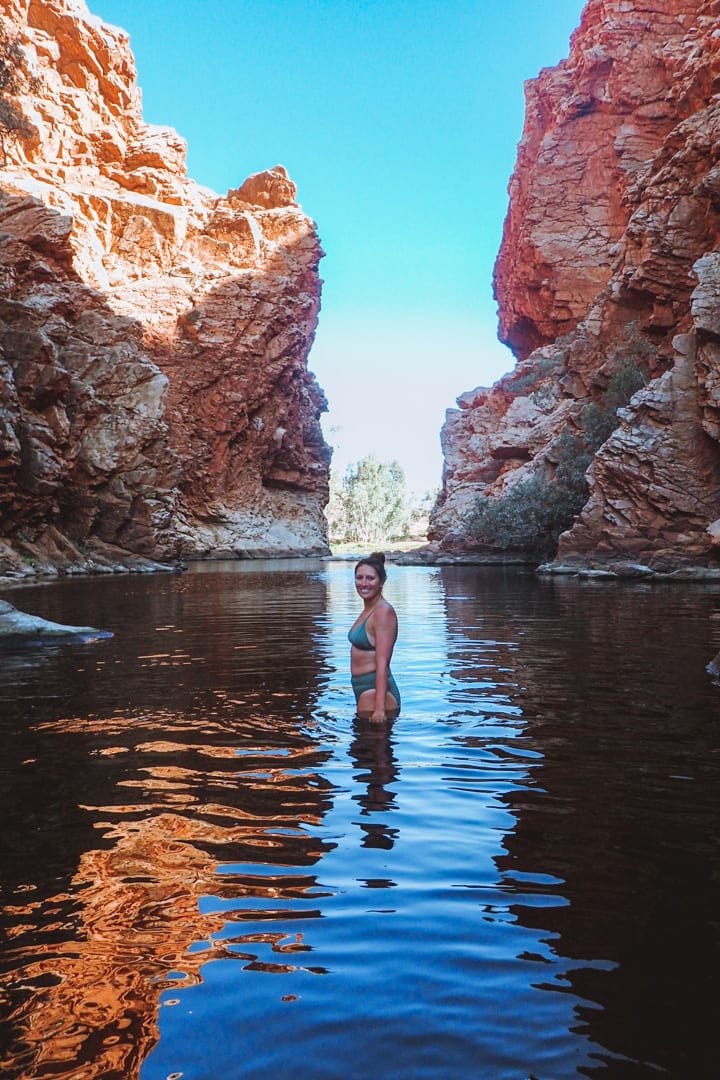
[0, 0, 330, 576]
[433, 0, 720, 570]
[1, 730, 333, 1080]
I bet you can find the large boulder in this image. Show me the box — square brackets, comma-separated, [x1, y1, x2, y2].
[0, 598, 111, 639]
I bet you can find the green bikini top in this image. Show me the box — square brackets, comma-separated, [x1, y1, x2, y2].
[348, 614, 374, 651]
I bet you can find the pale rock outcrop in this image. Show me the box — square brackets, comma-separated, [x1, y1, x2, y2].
[0, 597, 110, 637]
[432, 0, 720, 572]
[0, 0, 330, 577]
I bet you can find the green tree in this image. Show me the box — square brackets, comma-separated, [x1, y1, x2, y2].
[407, 486, 439, 539]
[327, 455, 409, 543]
[324, 467, 348, 542]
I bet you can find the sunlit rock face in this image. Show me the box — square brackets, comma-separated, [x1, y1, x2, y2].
[0, 0, 330, 576]
[432, 0, 720, 571]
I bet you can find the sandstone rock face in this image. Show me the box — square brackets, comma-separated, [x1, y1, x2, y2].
[0, 0, 330, 577]
[432, 0, 720, 572]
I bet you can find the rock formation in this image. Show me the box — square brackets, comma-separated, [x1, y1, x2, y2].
[0, 597, 110, 637]
[431, 0, 720, 574]
[0, 0, 331, 579]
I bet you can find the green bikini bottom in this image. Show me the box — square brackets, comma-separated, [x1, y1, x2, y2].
[351, 670, 401, 710]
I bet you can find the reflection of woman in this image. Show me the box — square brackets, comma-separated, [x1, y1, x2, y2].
[348, 552, 400, 722]
[350, 719, 398, 813]
[350, 718, 399, 849]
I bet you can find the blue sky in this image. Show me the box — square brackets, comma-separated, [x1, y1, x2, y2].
[93, 0, 585, 493]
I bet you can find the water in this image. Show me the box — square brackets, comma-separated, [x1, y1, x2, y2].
[0, 561, 718, 1079]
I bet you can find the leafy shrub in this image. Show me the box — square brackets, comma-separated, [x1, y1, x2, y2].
[465, 359, 650, 561]
[467, 468, 589, 562]
[582, 360, 649, 449]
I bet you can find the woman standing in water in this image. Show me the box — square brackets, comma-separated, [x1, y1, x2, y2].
[348, 552, 400, 722]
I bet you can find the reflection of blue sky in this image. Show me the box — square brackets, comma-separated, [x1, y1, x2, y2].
[315, 562, 540, 924]
[291, 563, 602, 1079]
[315, 564, 531, 850]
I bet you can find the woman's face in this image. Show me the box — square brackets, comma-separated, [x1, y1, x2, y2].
[355, 564, 382, 602]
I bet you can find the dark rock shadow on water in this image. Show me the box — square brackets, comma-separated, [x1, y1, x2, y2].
[349, 717, 400, 849]
[476, 576, 720, 1079]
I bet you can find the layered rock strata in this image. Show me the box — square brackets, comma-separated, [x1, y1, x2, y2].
[0, 0, 330, 578]
[431, 0, 720, 573]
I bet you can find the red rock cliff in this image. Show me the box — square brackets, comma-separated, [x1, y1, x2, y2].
[431, 0, 720, 574]
[0, 0, 330, 577]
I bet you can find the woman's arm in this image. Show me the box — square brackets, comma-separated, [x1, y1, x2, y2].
[369, 605, 398, 722]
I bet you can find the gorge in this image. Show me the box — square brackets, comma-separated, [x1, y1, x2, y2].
[2, 0, 720, 580]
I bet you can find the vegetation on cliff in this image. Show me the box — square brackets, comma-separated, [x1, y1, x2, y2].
[466, 361, 649, 561]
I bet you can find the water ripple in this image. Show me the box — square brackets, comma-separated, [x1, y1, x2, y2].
[0, 564, 718, 1079]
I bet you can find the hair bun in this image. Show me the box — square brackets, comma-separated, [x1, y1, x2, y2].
[369, 551, 386, 564]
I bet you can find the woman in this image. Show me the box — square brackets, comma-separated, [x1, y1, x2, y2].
[348, 552, 400, 722]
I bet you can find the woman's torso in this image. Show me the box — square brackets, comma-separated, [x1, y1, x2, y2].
[348, 603, 396, 676]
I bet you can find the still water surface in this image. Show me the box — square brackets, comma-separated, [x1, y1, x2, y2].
[0, 561, 719, 1079]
